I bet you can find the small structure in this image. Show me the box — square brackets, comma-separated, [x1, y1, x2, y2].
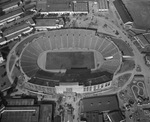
[135, 34, 150, 47]
[144, 55, 150, 67]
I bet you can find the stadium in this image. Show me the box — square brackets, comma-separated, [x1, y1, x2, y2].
[6, 28, 122, 95]
[0, 0, 150, 122]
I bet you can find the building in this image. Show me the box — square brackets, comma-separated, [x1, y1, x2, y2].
[98, 0, 109, 12]
[135, 34, 150, 47]
[0, 11, 36, 30]
[6, 98, 35, 106]
[143, 33, 150, 44]
[81, 112, 103, 122]
[0, 0, 21, 12]
[108, 111, 124, 122]
[1, 106, 40, 122]
[134, 34, 150, 49]
[0, 37, 6, 44]
[36, 0, 109, 13]
[0, 98, 54, 122]
[80, 94, 119, 113]
[113, 0, 133, 25]
[144, 55, 150, 67]
[0, 8, 23, 25]
[0, 0, 11, 5]
[39, 104, 53, 122]
[2, 22, 31, 41]
[23, 2, 36, 11]
[73, 1, 89, 13]
[35, 18, 64, 30]
[79, 94, 123, 122]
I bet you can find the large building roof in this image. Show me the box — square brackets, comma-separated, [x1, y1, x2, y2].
[39, 104, 53, 122]
[36, 0, 108, 13]
[35, 18, 64, 27]
[113, 0, 133, 24]
[1, 106, 39, 122]
[0, 8, 23, 24]
[84, 112, 103, 122]
[0, 98, 54, 122]
[0, 0, 20, 11]
[80, 94, 119, 113]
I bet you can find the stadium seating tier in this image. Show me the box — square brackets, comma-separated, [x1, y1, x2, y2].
[12, 29, 122, 86]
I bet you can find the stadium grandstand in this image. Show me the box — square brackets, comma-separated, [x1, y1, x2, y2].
[111, 37, 134, 56]
[0, 0, 147, 122]
[6, 28, 122, 95]
[36, 0, 109, 13]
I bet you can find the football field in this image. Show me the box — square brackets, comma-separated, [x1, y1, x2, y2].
[46, 51, 95, 70]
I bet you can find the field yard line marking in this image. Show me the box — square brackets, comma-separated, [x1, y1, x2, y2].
[95, 37, 100, 50]
[98, 37, 105, 51]
[26, 49, 38, 57]
[36, 38, 44, 52]
[30, 41, 41, 54]
[21, 55, 37, 60]
[36, 77, 58, 82]
[46, 37, 51, 50]
[24, 67, 39, 73]
[67, 30, 69, 48]
[101, 64, 115, 72]
[29, 44, 40, 56]
[101, 41, 112, 53]
[60, 33, 63, 49]
[72, 30, 75, 48]
[78, 30, 81, 48]
[22, 64, 38, 68]
[32, 41, 41, 53]
[112, 51, 119, 57]
[43, 37, 48, 50]
[94, 36, 99, 50]
[83, 33, 86, 48]
[102, 47, 117, 57]
[49, 36, 52, 50]
[62, 35, 64, 49]
[89, 34, 93, 49]
[104, 59, 119, 66]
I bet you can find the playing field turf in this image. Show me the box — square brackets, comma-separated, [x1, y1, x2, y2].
[46, 51, 95, 70]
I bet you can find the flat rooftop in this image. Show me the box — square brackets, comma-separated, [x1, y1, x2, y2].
[113, 0, 133, 24]
[80, 94, 119, 113]
[0, 106, 39, 122]
[36, 0, 108, 12]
